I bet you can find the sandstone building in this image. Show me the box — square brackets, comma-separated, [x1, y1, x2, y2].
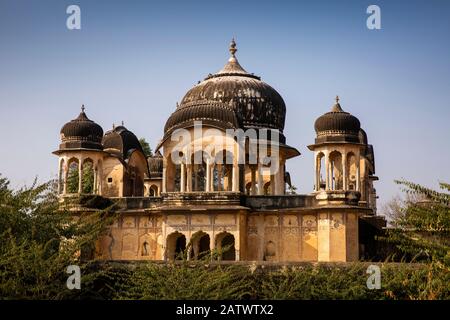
[54, 40, 385, 262]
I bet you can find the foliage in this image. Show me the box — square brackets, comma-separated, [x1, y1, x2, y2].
[383, 180, 450, 265]
[139, 138, 153, 157]
[66, 163, 79, 193]
[0, 174, 116, 299]
[64, 261, 449, 300]
[81, 162, 94, 194]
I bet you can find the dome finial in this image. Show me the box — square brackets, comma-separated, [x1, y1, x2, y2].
[81, 104, 85, 112]
[331, 95, 343, 112]
[229, 38, 237, 57]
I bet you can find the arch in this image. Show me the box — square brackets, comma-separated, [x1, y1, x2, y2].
[190, 151, 208, 192]
[215, 232, 236, 261]
[58, 159, 65, 194]
[316, 152, 326, 191]
[149, 184, 158, 197]
[166, 152, 182, 192]
[265, 240, 276, 258]
[82, 158, 94, 194]
[67, 158, 79, 194]
[329, 151, 343, 190]
[347, 152, 358, 191]
[166, 232, 186, 260]
[213, 150, 233, 191]
[189, 231, 211, 260]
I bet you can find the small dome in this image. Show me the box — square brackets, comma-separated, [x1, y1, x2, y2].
[59, 106, 103, 150]
[163, 100, 239, 138]
[314, 97, 361, 143]
[102, 125, 143, 160]
[148, 150, 163, 178]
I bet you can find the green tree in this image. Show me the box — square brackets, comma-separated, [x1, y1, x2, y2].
[0, 173, 116, 299]
[139, 138, 153, 157]
[385, 180, 450, 264]
[81, 161, 94, 194]
[67, 163, 79, 193]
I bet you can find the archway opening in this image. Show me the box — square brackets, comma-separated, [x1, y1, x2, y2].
[347, 152, 357, 191]
[316, 152, 326, 190]
[67, 158, 79, 194]
[191, 151, 208, 191]
[216, 232, 236, 261]
[82, 159, 94, 194]
[166, 232, 186, 260]
[190, 231, 211, 260]
[329, 151, 343, 190]
[213, 150, 233, 191]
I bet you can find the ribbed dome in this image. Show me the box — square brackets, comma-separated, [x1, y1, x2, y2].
[164, 100, 239, 137]
[102, 125, 143, 160]
[59, 106, 103, 150]
[358, 128, 368, 145]
[164, 40, 286, 137]
[314, 97, 361, 144]
[148, 150, 163, 178]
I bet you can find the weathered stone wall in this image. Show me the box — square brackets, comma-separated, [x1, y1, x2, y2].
[95, 208, 361, 262]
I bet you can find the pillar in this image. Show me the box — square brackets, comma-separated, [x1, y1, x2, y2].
[356, 154, 361, 192]
[186, 164, 192, 192]
[315, 154, 320, 191]
[206, 159, 211, 192]
[162, 161, 167, 193]
[342, 153, 347, 191]
[232, 163, 239, 192]
[93, 165, 97, 194]
[250, 166, 256, 195]
[180, 163, 185, 192]
[217, 164, 222, 191]
[325, 153, 330, 191]
[270, 173, 275, 195]
[78, 157, 83, 193]
[257, 162, 264, 195]
[63, 160, 68, 195]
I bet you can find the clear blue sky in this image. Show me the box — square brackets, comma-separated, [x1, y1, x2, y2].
[1, 0, 449, 210]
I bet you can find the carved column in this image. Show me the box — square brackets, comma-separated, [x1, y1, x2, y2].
[270, 173, 275, 195]
[205, 159, 211, 192]
[257, 162, 264, 195]
[93, 163, 97, 194]
[162, 159, 167, 193]
[356, 154, 361, 192]
[217, 164, 222, 191]
[325, 152, 331, 191]
[232, 163, 239, 192]
[63, 160, 68, 195]
[180, 163, 185, 192]
[250, 165, 256, 195]
[342, 152, 348, 191]
[186, 164, 192, 192]
[315, 153, 320, 191]
[78, 157, 83, 194]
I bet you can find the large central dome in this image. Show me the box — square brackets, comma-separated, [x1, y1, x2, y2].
[163, 40, 286, 139]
